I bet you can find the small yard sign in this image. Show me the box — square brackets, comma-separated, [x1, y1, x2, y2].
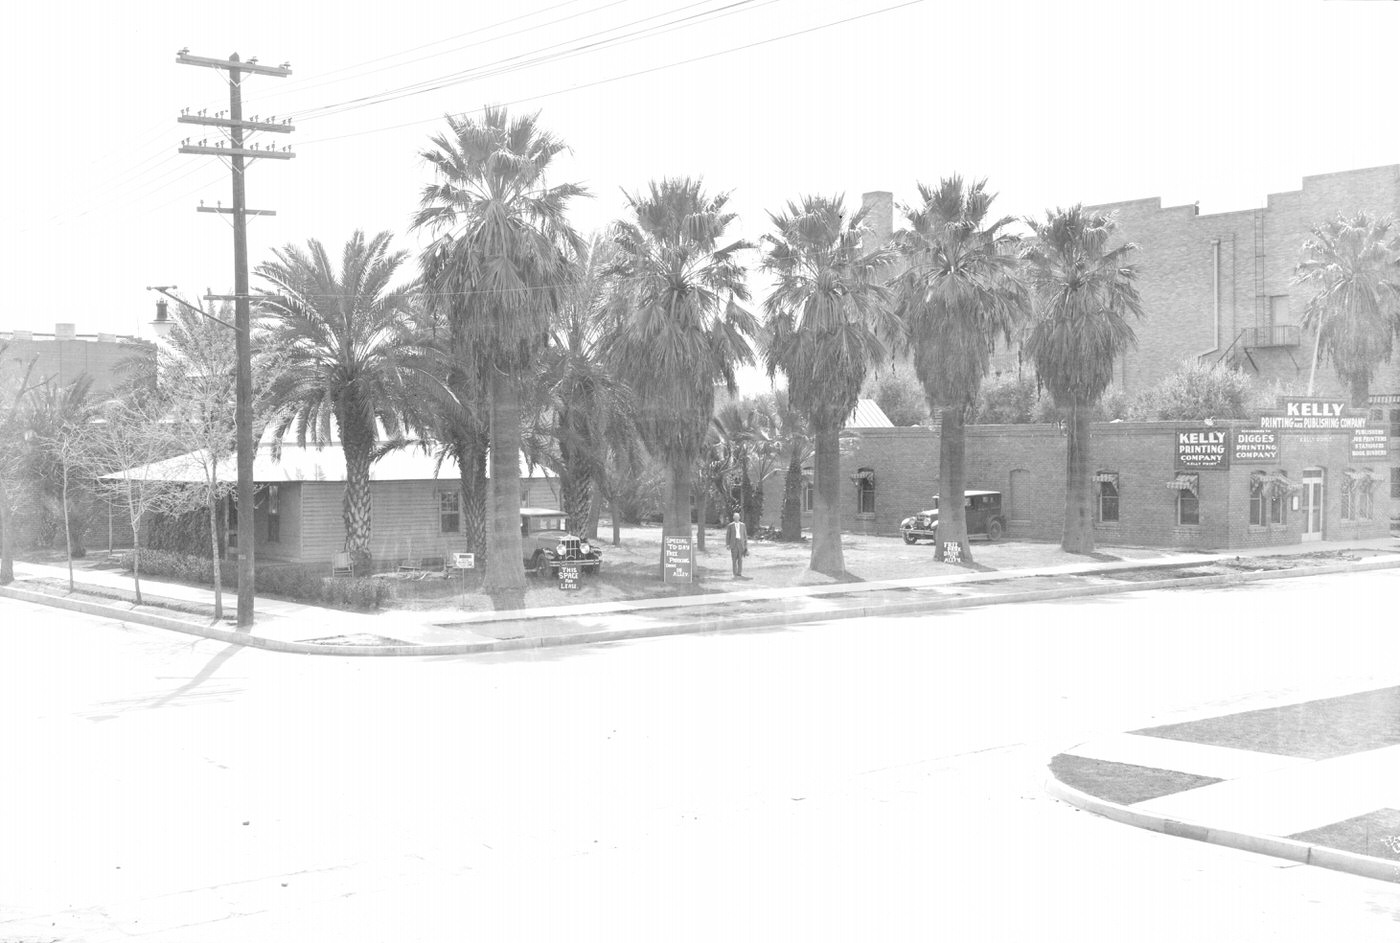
[558, 564, 581, 590]
[663, 536, 694, 583]
[452, 552, 475, 570]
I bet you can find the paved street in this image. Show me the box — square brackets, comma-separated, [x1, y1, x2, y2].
[4, 571, 1400, 941]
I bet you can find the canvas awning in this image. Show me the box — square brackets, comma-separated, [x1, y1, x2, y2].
[851, 469, 875, 484]
[1251, 471, 1300, 500]
[1165, 473, 1198, 496]
[1093, 472, 1119, 485]
[1344, 468, 1383, 487]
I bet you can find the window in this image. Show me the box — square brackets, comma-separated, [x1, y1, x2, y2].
[1170, 473, 1199, 526]
[1360, 468, 1376, 521]
[801, 478, 814, 513]
[1393, 466, 1400, 500]
[1249, 472, 1265, 526]
[1094, 472, 1119, 523]
[266, 484, 281, 543]
[1269, 472, 1290, 525]
[520, 483, 531, 507]
[439, 490, 461, 533]
[1341, 471, 1356, 521]
[1391, 409, 1400, 439]
[1267, 295, 1289, 332]
[855, 468, 875, 515]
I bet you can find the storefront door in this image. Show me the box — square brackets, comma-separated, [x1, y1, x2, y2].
[1302, 468, 1323, 541]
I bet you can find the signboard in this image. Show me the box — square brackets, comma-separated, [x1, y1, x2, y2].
[663, 536, 694, 583]
[1259, 398, 1368, 430]
[1351, 428, 1389, 460]
[1233, 429, 1278, 463]
[1176, 429, 1228, 469]
[451, 552, 475, 570]
[1369, 394, 1400, 405]
[557, 564, 581, 591]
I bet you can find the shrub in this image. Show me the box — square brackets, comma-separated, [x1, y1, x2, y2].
[321, 577, 386, 610]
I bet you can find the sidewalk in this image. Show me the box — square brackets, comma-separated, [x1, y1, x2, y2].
[1048, 683, 1400, 884]
[2, 535, 1398, 656]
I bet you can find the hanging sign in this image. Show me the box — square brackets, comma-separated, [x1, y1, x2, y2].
[1233, 430, 1278, 463]
[1351, 428, 1389, 460]
[663, 536, 694, 583]
[1176, 429, 1228, 468]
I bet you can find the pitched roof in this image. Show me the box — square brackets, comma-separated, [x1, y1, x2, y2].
[105, 442, 553, 484]
[848, 398, 893, 428]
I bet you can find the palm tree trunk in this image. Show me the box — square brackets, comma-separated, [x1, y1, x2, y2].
[1348, 372, 1370, 411]
[935, 407, 972, 564]
[781, 446, 803, 541]
[484, 371, 526, 607]
[809, 423, 844, 576]
[457, 435, 487, 565]
[343, 444, 374, 572]
[561, 462, 591, 534]
[660, 457, 692, 579]
[61, 464, 73, 592]
[696, 482, 708, 552]
[1062, 400, 1094, 554]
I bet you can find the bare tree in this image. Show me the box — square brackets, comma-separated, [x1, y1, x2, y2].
[85, 399, 183, 605]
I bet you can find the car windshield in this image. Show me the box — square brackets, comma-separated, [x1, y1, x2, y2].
[528, 516, 565, 533]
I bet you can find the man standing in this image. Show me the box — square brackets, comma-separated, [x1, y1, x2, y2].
[725, 510, 748, 578]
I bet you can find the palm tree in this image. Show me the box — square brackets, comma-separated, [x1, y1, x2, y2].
[762, 194, 896, 575]
[414, 107, 585, 605]
[605, 177, 756, 577]
[537, 234, 637, 537]
[256, 230, 417, 572]
[891, 177, 1028, 564]
[1022, 205, 1143, 554]
[1293, 212, 1400, 407]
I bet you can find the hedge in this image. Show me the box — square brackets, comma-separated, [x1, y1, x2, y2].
[118, 549, 387, 610]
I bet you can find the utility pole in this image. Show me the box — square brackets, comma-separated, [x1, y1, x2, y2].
[177, 50, 294, 628]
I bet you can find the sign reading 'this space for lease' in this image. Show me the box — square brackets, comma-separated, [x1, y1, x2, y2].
[1176, 429, 1228, 469]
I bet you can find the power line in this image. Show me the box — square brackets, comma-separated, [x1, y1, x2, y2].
[298, 0, 921, 147]
[286, 0, 755, 123]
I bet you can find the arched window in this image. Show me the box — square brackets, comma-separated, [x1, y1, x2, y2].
[854, 467, 875, 515]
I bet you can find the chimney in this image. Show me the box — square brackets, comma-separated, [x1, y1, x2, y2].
[12, 330, 32, 342]
[54, 322, 76, 340]
[860, 191, 894, 249]
[151, 298, 172, 341]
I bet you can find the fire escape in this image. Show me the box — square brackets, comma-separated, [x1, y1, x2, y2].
[1217, 210, 1302, 374]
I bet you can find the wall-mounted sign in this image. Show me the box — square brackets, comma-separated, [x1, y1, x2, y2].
[663, 536, 694, 583]
[1233, 429, 1278, 463]
[1260, 398, 1368, 430]
[1176, 429, 1228, 468]
[1350, 428, 1389, 460]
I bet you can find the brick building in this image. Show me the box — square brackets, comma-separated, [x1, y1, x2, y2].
[1, 322, 154, 396]
[762, 398, 1390, 551]
[851, 166, 1400, 532]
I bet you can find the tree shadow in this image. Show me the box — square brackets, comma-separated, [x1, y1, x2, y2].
[149, 642, 244, 709]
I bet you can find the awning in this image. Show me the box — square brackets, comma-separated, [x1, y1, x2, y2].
[1093, 472, 1118, 485]
[1251, 472, 1301, 500]
[1344, 468, 1369, 483]
[851, 469, 875, 484]
[1166, 473, 1198, 496]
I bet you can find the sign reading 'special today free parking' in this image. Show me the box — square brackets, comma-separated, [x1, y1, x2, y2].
[663, 536, 693, 583]
[1176, 429, 1228, 468]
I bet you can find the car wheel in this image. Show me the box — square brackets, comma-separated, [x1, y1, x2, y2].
[529, 551, 548, 576]
[987, 519, 1004, 542]
[902, 530, 917, 545]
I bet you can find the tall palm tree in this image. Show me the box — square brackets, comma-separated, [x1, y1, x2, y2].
[762, 194, 895, 575]
[537, 234, 637, 537]
[1022, 205, 1143, 554]
[256, 230, 417, 571]
[891, 177, 1028, 564]
[605, 177, 756, 577]
[414, 107, 585, 605]
[1293, 212, 1400, 406]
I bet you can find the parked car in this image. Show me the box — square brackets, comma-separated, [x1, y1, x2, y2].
[900, 490, 1007, 545]
[521, 507, 603, 576]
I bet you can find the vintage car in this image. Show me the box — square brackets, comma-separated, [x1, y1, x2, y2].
[899, 490, 1007, 545]
[521, 507, 602, 576]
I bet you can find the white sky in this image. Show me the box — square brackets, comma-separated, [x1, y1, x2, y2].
[4, 0, 1396, 394]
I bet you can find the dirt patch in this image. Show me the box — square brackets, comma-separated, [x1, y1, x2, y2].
[1050, 754, 1223, 805]
[1133, 686, 1400, 760]
[300, 633, 415, 647]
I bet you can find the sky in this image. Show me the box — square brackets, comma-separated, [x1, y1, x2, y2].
[3, 0, 1397, 392]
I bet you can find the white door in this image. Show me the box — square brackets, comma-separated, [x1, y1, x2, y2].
[1302, 468, 1323, 542]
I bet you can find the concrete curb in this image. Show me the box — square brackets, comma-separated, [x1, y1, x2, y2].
[1043, 769, 1400, 884]
[4, 553, 1400, 657]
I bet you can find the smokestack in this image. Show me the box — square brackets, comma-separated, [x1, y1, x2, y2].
[860, 191, 894, 249]
[151, 299, 172, 341]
